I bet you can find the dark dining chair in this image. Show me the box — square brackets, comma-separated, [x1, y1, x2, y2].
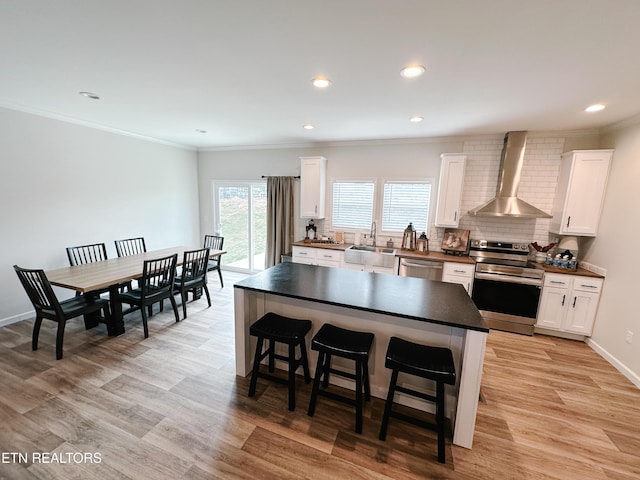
[66, 243, 133, 296]
[203, 235, 224, 287]
[114, 237, 146, 257]
[13, 265, 112, 360]
[173, 248, 211, 319]
[66, 242, 108, 266]
[66, 243, 111, 297]
[118, 254, 179, 338]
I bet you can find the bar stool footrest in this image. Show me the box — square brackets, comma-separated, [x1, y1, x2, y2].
[316, 388, 357, 407]
[388, 410, 437, 432]
[327, 367, 357, 381]
[255, 370, 299, 387]
[395, 385, 436, 404]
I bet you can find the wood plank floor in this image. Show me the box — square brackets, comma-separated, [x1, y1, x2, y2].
[1, 271, 639, 479]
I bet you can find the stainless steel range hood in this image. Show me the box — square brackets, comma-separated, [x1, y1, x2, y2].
[468, 131, 551, 218]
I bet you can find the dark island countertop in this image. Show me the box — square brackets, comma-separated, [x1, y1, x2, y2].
[235, 262, 488, 332]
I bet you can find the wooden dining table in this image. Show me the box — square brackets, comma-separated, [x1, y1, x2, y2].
[46, 246, 226, 336]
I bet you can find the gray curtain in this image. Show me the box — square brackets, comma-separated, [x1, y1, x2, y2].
[265, 176, 295, 268]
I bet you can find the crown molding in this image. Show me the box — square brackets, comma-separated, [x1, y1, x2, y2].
[600, 113, 640, 134]
[0, 102, 195, 151]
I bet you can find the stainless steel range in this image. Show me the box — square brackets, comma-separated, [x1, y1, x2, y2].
[469, 239, 543, 335]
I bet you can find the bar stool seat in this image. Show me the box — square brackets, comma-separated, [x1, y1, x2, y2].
[248, 312, 312, 411]
[307, 323, 374, 434]
[379, 336, 456, 464]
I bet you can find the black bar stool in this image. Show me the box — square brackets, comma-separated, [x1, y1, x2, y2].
[247, 312, 312, 411]
[379, 336, 457, 464]
[307, 323, 374, 434]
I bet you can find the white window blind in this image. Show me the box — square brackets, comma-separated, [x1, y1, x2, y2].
[381, 181, 431, 232]
[332, 181, 374, 229]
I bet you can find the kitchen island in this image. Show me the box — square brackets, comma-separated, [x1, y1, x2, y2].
[234, 262, 488, 448]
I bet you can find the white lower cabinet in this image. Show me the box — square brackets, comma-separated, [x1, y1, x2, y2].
[370, 266, 395, 275]
[536, 273, 603, 336]
[315, 249, 342, 268]
[292, 246, 397, 273]
[341, 263, 395, 275]
[442, 262, 474, 295]
[292, 246, 316, 265]
[292, 246, 342, 268]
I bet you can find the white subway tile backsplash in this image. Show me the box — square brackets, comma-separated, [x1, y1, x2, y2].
[454, 135, 566, 245]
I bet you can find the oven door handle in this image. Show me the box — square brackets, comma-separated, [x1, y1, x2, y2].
[474, 272, 542, 286]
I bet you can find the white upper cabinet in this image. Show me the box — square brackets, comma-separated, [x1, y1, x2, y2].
[434, 154, 467, 228]
[550, 150, 613, 236]
[300, 156, 327, 219]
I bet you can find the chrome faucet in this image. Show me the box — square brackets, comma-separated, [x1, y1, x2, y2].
[370, 221, 377, 246]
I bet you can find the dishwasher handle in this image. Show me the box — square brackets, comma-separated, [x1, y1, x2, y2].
[400, 260, 443, 269]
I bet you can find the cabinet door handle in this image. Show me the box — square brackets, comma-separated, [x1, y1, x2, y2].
[561, 294, 565, 306]
[580, 284, 598, 289]
[566, 215, 571, 228]
[454, 269, 465, 274]
[454, 211, 457, 221]
[550, 280, 565, 285]
[315, 205, 317, 214]
[572, 296, 577, 308]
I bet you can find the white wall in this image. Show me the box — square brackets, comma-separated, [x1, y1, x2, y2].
[0, 107, 199, 324]
[198, 134, 604, 248]
[198, 139, 464, 245]
[588, 121, 640, 384]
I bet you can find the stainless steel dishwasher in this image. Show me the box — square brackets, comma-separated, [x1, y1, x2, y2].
[398, 257, 443, 281]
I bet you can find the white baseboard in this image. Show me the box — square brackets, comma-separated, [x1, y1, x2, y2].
[0, 310, 34, 328]
[534, 326, 586, 341]
[587, 338, 640, 389]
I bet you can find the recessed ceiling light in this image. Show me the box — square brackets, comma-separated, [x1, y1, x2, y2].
[79, 91, 100, 100]
[303, 124, 315, 130]
[410, 115, 424, 123]
[195, 129, 207, 134]
[400, 65, 426, 78]
[585, 103, 606, 112]
[312, 77, 331, 88]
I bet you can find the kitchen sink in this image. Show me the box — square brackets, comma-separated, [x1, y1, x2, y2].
[344, 245, 397, 267]
[349, 245, 376, 252]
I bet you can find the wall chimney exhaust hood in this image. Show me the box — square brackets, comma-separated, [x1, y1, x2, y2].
[468, 131, 552, 218]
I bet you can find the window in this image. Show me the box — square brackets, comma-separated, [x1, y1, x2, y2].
[331, 180, 375, 229]
[381, 181, 432, 232]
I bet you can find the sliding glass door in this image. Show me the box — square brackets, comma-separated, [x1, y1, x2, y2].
[213, 181, 267, 273]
